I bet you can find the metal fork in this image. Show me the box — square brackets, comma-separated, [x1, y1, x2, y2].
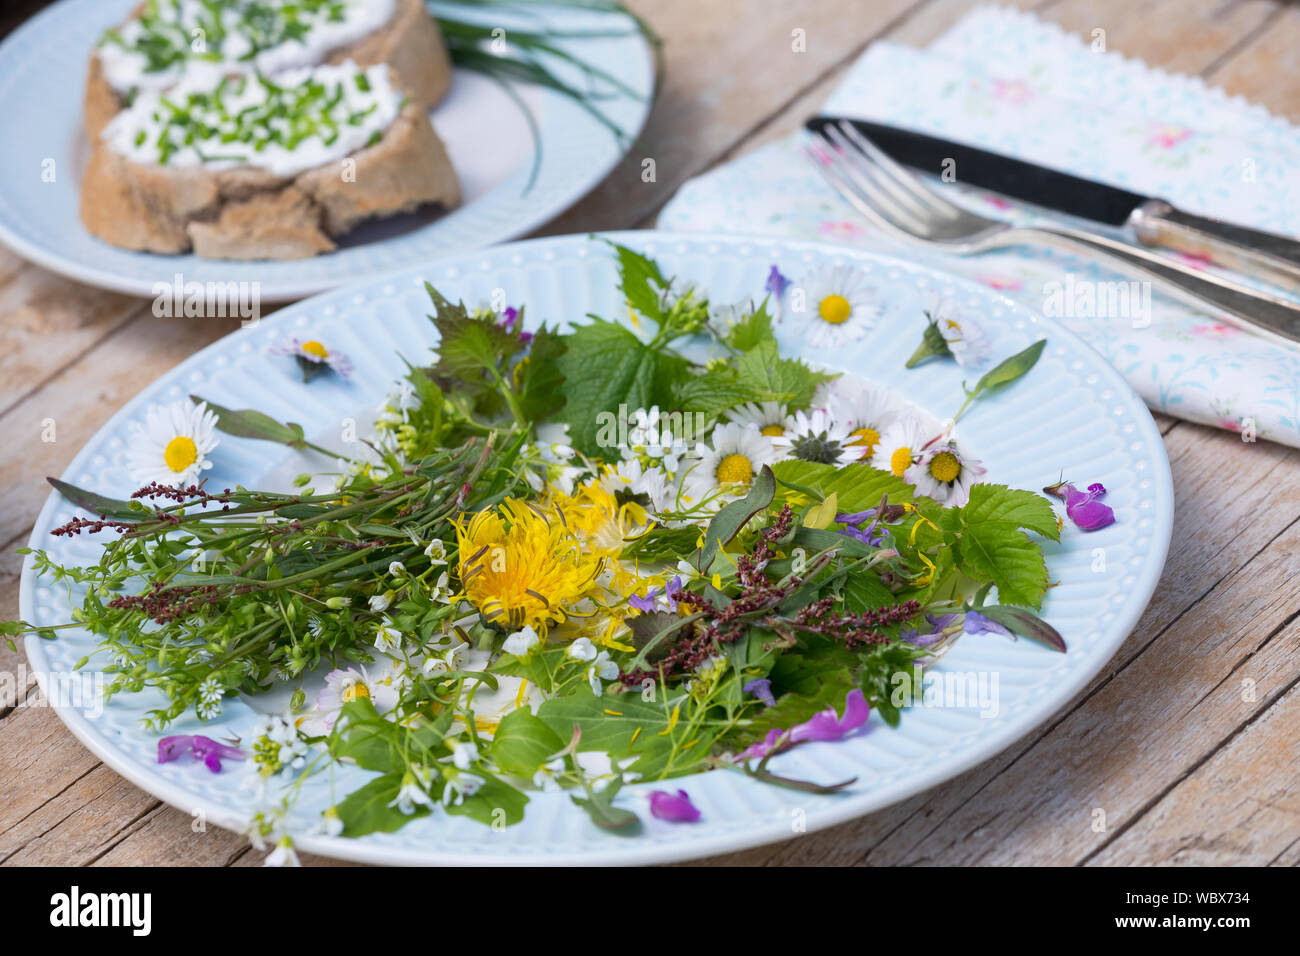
[807, 119, 1300, 348]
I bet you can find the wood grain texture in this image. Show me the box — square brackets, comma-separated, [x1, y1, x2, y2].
[1, 0, 1298, 866]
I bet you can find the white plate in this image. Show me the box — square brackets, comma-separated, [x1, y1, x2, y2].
[21, 231, 1174, 865]
[0, 0, 655, 301]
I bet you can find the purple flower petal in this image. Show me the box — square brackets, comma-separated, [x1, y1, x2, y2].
[790, 688, 870, 743]
[158, 735, 195, 763]
[765, 265, 790, 299]
[649, 789, 701, 823]
[963, 610, 1012, 637]
[1064, 482, 1116, 531]
[738, 728, 785, 762]
[744, 678, 775, 707]
[628, 586, 662, 613]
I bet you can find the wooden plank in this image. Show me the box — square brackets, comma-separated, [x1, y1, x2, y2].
[1203, 4, 1300, 121]
[542, 0, 926, 236]
[1087, 664, 1300, 866]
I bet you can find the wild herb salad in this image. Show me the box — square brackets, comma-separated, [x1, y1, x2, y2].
[7, 244, 1116, 858]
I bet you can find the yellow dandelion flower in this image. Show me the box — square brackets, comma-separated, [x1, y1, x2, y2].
[455, 498, 605, 634]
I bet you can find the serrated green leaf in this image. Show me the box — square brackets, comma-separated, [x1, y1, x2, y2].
[515, 325, 567, 423]
[770, 460, 914, 512]
[606, 241, 667, 323]
[725, 300, 775, 351]
[961, 483, 1060, 541]
[953, 520, 1048, 608]
[733, 340, 834, 409]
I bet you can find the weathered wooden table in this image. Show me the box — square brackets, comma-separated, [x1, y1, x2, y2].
[2, 0, 1298, 866]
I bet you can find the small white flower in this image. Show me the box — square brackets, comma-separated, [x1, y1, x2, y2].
[314, 806, 345, 838]
[871, 415, 942, 479]
[368, 592, 393, 613]
[447, 738, 479, 770]
[503, 625, 540, 657]
[441, 770, 485, 806]
[906, 439, 987, 506]
[388, 561, 406, 577]
[599, 458, 675, 512]
[389, 766, 436, 815]
[769, 408, 858, 467]
[374, 619, 402, 654]
[265, 835, 300, 867]
[586, 650, 619, 696]
[124, 399, 220, 488]
[931, 300, 992, 367]
[725, 401, 789, 439]
[422, 638, 468, 675]
[567, 637, 598, 662]
[427, 570, 452, 604]
[423, 539, 448, 565]
[681, 422, 779, 507]
[196, 674, 224, 720]
[792, 265, 879, 347]
[532, 757, 567, 792]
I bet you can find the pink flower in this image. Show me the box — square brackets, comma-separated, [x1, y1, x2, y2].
[158, 734, 244, 773]
[649, 789, 701, 823]
[736, 689, 871, 761]
[1044, 481, 1115, 532]
[991, 78, 1031, 106]
[818, 220, 867, 240]
[1148, 124, 1192, 149]
[979, 274, 1023, 291]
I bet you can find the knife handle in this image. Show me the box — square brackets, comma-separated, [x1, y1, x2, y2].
[1129, 199, 1300, 293]
[996, 225, 1300, 349]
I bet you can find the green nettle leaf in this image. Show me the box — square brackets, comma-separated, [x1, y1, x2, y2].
[193, 396, 308, 448]
[47, 478, 143, 519]
[515, 325, 568, 423]
[554, 318, 691, 455]
[954, 520, 1049, 608]
[771, 460, 915, 512]
[698, 464, 776, 572]
[606, 241, 667, 323]
[725, 300, 776, 351]
[672, 373, 765, 421]
[955, 338, 1046, 420]
[733, 339, 834, 409]
[336, 772, 422, 837]
[960, 483, 1060, 541]
[491, 707, 566, 779]
[426, 284, 517, 384]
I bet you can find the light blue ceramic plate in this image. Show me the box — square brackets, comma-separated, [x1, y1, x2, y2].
[21, 232, 1174, 865]
[0, 0, 655, 301]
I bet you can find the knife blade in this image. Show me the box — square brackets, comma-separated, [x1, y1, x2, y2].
[807, 116, 1300, 291]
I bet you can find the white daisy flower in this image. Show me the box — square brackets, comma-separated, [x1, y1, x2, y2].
[725, 401, 789, 439]
[680, 422, 779, 507]
[906, 439, 987, 506]
[791, 265, 879, 348]
[268, 337, 353, 381]
[314, 666, 400, 728]
[599, 458, 675, 513]
[124, 399, 220, 488]
[933, 302, 992, 367]
[828, 380, 903, 460]
[872, 415, 942, 479]
[770, 409, 857, 466]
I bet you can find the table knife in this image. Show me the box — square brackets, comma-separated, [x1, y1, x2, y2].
[807, 116, 1300, 292]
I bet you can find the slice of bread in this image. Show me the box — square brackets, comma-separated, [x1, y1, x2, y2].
[85, 0, 452, 140]
[80, 92, 460, 260]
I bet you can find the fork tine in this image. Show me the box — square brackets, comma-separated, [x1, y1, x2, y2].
[803, 142, 928, 245]
[808, 131, 933, 235]
[833, 120, 964, 221]
[818, 123, 943, 227]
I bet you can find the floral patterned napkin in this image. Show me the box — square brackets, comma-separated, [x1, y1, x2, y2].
[658, 5, 1300, 447]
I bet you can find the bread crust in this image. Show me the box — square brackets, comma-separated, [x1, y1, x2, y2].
[79, 103, 459, 260]
[83, 0, 452, 140]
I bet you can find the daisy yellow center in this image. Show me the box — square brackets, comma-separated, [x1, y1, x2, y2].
[342, 682, 370, 703]
[848, 426, 880, 452]
[163, 436, 198, 473]
[300, 340, 329, 359]
[818, 294, 852, 325]
[929, 451, 961, 483]
[889, 445, 913, 478]
[715, 453, 753, 484]
[760, 424, 784, 437]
